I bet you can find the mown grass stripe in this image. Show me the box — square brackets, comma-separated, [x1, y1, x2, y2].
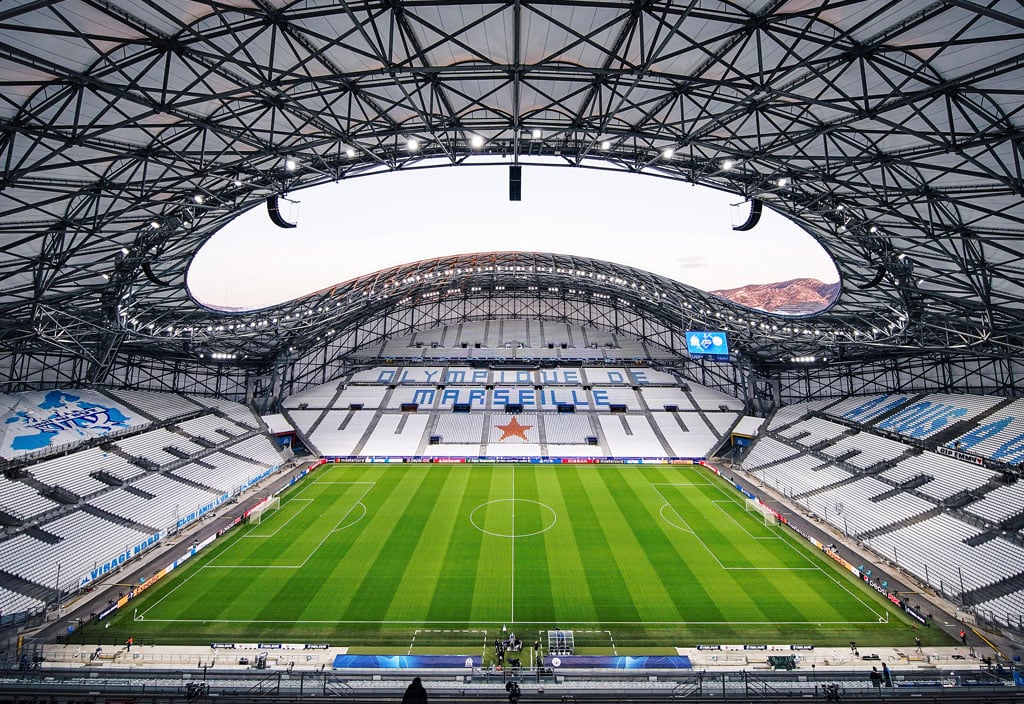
[557, 466, 643, 623]
[602, 468, 726, 622]
[425, 466, 499, 622]
[343, 468, 448, 620]
[509, 465, 558, 624]
[385, 465, 472, 621]
[469, 465, 516, 621]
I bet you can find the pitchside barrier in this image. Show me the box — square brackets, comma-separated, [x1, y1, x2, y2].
[323, 456, 700, 464]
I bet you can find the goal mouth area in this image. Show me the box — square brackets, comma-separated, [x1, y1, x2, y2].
[249, 496, 281, 524]
[746, 497, 776, 527]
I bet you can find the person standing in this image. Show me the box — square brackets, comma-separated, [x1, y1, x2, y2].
[402, 676, 428, 704]
[959, 629, 967, 645]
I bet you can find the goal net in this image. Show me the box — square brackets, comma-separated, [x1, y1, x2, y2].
[746, 497, 775, 527]
[249, 497, 280, 525]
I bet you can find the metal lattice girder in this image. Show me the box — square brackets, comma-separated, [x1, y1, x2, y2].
[1, 1, 1023, 379]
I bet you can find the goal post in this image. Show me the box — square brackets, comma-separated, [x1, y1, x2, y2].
[249, 496, 280, 525]
[746, 497, 776, 527]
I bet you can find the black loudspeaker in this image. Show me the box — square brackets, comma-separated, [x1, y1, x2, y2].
[509, 165, 522, 201]
[732, 198, 762, 231]
[266, 195, 297, 228]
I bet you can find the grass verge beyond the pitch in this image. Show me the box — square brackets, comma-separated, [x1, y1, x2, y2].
[97, 462, 949, 652]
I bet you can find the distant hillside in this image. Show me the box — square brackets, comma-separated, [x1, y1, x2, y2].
[710, 278, 840, 315]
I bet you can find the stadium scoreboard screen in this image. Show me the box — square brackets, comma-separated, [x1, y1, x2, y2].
[686, 331, 730, 362]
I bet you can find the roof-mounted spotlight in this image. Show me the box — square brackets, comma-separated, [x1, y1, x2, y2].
[532, 129, 542, 139]
[869, 225, 878, 233]
[284, 158, 298, 172]
[722, 159, 735, 171]
[346, 148, 356, 158]
[193, 194, 205, 204]
[470, 134, 484, 149]
[601, 140, 611, 150]
[407, 138, 420, 152]
[662, 147, 674, 159]
[149, 220, 160, 230]
[776, 177, 790, 188]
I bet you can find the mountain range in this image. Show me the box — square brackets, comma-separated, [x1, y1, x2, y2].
[709, 278, 840, 315]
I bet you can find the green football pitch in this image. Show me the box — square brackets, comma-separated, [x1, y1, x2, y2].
[106, 462, 947, 652]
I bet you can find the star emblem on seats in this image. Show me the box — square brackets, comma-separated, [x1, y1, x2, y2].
[496, 416, 532, 441]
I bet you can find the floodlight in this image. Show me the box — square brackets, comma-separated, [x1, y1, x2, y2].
[285, 158, 297, 171]
[407, 138, 419, 151]
[193, 194, 205, 204]
[532, 129, 542, 139]
[662, 148, 674, 159]
[777, 177, 790, 188]
[722, 159, 735, 170]
[470, 134, 484, 148]
[601, 140, 610, 150]
[346, 148, 356, 158]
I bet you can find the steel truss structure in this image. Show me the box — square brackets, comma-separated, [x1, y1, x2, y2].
[2, 1, 1024, 405]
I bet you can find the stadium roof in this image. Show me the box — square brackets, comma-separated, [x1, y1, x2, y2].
[1, 1, 1023, 371]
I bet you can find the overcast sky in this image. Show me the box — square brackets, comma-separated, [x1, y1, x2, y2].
[189, 158, 838, 311]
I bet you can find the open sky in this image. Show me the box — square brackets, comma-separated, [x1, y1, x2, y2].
[188, 158, 838, 311]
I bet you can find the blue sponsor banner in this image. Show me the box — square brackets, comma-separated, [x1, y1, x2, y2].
[543, 655, 690, 669]
[332, 655, 480, 669]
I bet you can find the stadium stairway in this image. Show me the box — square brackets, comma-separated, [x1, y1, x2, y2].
[589, 413, 613, 457]
[99, 389, 160, 422]
[89, 470, 125, 488]
[99, 442, 147, 468]
[477, 412, 489, 456]
[79, 503, 156, 534]
[856, 393, 926, 428]
[928, 396, 1017, 447]
[277, 408, 319, 456]
[855, 507, 945, 541]
[682, 387, 727, 440]
[306, 383, 347, 438]
[165, 471, 221, 495]
[870, 477, 931, 501]
[792, 470, 863, 500]
[415, 413, 436, 456]
[635, 391, 677, 457]
[0, 569, 52, 604]
[350, 408, 385, 456]
[962, 569, 1024, 608]
[23, 525, 62, 544]
[535, 413, 551, 456]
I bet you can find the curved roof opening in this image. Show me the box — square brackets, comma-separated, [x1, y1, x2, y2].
[188, 160, 839, 314]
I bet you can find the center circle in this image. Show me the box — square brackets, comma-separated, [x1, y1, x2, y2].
[469, 499, 557, 538]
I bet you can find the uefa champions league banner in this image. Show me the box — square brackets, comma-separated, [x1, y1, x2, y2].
[332, 655, 481, 669]
[543, 655, 691, 669]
